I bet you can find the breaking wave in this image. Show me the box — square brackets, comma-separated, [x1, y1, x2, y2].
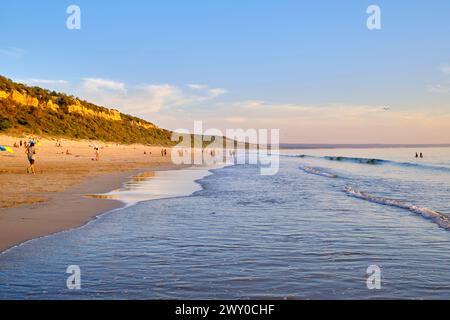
[284, 154, 450, 173]
[299, 166, 338, 179]
[344, 186, 450, 230]
[324, 156, 386, 165]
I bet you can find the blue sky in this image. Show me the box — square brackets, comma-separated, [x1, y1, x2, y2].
[1, 0, 450, 143]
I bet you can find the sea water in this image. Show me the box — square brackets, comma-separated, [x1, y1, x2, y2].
[1, 147, 450, 299]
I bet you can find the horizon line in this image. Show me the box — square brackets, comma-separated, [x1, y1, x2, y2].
[279, 143, 450, 149]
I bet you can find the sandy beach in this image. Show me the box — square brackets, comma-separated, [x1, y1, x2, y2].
[0, 135, 178, 252]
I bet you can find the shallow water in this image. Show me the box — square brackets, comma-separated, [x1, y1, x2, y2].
[90, 166, 221, 206]
[1, 148, 450, 299]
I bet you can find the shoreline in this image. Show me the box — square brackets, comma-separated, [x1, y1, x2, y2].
[0, 163, 184, 253]
[0, 132, 183, 253]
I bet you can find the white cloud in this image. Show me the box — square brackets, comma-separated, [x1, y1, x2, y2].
[194, 100, 450, 144]
[215, 101, 393, 121]
[18, 79, 69, 86]
[13, 78, 71, 93]
[0, 47, 27, 58]
[208, 88, 227, 98]
[126, 84, 226, 113]
[72, 79, 227, 116]
[428, 84, 449, 94]
[187, 84, 208, 90]
[186, 84, 227, 99]
[14, 75, 449, 143]
[441, 66, 450, 75]
[81, 78, 126, 93]
[124, 84, 184, 113]
[428, 65, 450, 94]
[11, 76, 227, 117]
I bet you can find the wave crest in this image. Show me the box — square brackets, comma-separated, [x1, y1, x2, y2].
[284, 154, 450, 173]
[344, 186, 450, 230]
[324, 156, 386, 165]
[300, 166, 338, 178]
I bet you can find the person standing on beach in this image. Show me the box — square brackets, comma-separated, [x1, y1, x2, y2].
[95, 147, 100, 161]
[25, 142, 36, 174]
[420, 152, 423, 158]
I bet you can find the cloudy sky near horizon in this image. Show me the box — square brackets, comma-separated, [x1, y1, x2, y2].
[1, 0, 450, 143]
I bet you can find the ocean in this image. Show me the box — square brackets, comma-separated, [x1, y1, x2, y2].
[1, 147, 450, 299]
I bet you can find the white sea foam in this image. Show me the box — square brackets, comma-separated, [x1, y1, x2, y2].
[344, 186, 450, 230]
[299, 165, 338, 178]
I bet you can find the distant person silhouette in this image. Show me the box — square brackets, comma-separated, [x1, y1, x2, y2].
[420, 152, 423, 158]
[415, 152, 419, 158]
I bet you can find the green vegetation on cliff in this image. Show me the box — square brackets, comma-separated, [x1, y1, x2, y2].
[0, 75, 176, 145]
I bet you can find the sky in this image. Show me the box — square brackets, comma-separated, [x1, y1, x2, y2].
[1, 0, 450, 143]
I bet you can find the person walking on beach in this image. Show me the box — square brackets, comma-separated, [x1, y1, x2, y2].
[25, 141, 36, 174]
[94, 147, 100, 161]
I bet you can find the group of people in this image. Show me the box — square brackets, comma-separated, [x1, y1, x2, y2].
[415, 152, 424, 159]
[12, 137, 106, 174]
[161, 149, 168, 157]
[12, 139, 29, 149]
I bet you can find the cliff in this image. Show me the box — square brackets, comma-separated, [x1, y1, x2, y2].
[0, 75, 173, 145]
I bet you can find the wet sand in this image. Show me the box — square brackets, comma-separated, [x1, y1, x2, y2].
[0, 135, 178, 252]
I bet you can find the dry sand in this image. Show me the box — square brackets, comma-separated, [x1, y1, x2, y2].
[0, 135, 179, 252]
